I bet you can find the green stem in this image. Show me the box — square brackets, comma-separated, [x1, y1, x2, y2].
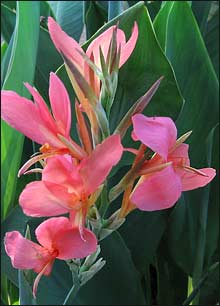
[182, 262, 219, 305]
[63, 276, 81, 305]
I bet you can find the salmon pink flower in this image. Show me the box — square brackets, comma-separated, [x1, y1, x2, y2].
[129, 114, 216, 211]
[1, 73, 87, 174]
[19, 135, 123, 223]
[4, 217, 97, 297]
[48, 17, 138, 137]
[48, 17, 138, 98]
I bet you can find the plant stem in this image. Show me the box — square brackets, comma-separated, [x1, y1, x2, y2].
[63, 276, 81, 305]
[182, 262, 219, 305]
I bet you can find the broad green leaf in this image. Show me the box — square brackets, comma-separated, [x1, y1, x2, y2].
[1, 2, 40, 221]
[1, 3, 62, 101]
[34, 27, 63, 101]
[199, 262, 219, 305]
[191, 1, 211, 34]
[154, 2, 219, 303]
[1, 41, 8, 61]
[155, 241, 188, 305]
[83, 1, 108, 39]
[48, 1, 84, 41]
[1, 32, 14, 87]
[118, 210, 167, 275]
[37, 260, 72, 305]
[203, 124, 219, 267]
[108, 1, 125, 20]
[153, 2, 174, 51]
[204, 7, 219, 78]
[72, 232, 146, 305]
[18, 270, 36, 305]
[128, 1, 162, 21]
[1, 2, 16, 43]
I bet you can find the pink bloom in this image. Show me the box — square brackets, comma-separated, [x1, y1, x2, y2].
[19, 135, 123, 218]
[130, 114, 216, 211]
[4, 217, 97, 297]
[48, 17, 138, 98]
[1, 73, 86, 160]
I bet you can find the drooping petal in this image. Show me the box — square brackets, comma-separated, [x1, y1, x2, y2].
[132, 114, 177, 160]
[2, 91, 48, 144]
[119, 21, 138, 67]
[55, 227, 97, 259]
[4, 231, 52, 274]
[19, 181, 69, 217]
[130, 165, 182, 211]
[49, 73, 71, 137]
[35, 217, 72, 250]
[168, 143, 190, 167]
[79, 135, 123, 194]
[47, 17, 84, 74]
[176, 167, 216, 191]
[1, 90, 64, 148]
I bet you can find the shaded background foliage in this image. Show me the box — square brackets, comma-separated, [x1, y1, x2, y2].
[1, 1, 219, 305]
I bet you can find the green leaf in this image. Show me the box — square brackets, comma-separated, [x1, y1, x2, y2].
[153, 2, 219, 303]
[155, 241, 188, 305]
[1, 40, 8, 61]
[1, 1, 40, 221]
[83, 1, 108, 39]
[34, 26, 63, 101]
[118, 210, 168, 275]
[199, 262, 219, 305]
[18, 270, 36, 305]
[1, 2, 16, 43]
[48, 1, 83, 41]
[204, 7, 219, 78]
[73, 232, 146, 304]
[191, 1, 211, 34]
[108, 1, 124, 20]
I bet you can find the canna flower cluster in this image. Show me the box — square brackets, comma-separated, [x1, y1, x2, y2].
[1, 17, 216, 298]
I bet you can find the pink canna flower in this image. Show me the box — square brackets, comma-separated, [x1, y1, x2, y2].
[4, 217, 97, 297]
[48, 17, 138, 98]
[129, 114, 216, 211]
[1, 73, 87, 173]
[19, 135, 123, 225]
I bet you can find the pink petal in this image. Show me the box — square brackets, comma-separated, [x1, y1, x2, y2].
[43, 181, 82, 210]
[1, 90, 63, 148]
[42, 155, 84, 196]
[130, 165, 182, 211]
[35, 217, 72, 250]
[119, 21, 138, 67]
[24, 83, 57, 133]
[55, 227, 97, 259]
[1, 91, 47, 144]
[4, 231, 52, 274]
[48, 17, 84, 74]
[176, 167, 216, 191]
[19, 181, 68, 217]
[132, 114, 177, 160]
[79, 135, 123, 194]
[86, 26, 125, 68]
[168, 143, 190, 166]
[49, 73, 71, 137]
